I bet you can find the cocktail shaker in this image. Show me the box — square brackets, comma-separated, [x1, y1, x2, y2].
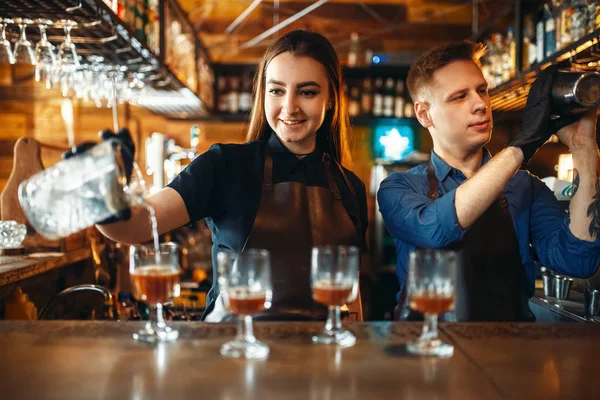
[551, 71, 600, 116]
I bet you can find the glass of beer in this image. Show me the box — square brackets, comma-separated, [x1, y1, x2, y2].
[311, 245, 360, 348]
[218, 249, 272, 359]
[130, 242, 181, 343]
[406, 249, 457, 357]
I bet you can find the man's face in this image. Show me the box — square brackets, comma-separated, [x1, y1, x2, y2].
[421, 60, 493, 155]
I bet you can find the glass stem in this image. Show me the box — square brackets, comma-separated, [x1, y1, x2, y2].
[39, 25, 47, 43]
[237, 315, 256, 343]
[156, 303, 167, 330]
[325, 306, 342, 334]
[420, 313, 438, 342]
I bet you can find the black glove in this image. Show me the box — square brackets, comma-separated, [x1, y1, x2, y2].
[62, 128, 135, 225]
[509, 64, 578, 165]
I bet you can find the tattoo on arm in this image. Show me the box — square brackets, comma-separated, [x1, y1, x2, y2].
[572, 169, 579, 196]
[586, 177, 600, 238]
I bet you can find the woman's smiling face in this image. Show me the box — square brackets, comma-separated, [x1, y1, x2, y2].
[264, 52, 330, 154]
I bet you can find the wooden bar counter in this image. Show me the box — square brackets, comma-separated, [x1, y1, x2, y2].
[0, 321, 598, 399]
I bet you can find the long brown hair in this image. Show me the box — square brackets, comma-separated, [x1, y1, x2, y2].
[245, 30, 352, 166]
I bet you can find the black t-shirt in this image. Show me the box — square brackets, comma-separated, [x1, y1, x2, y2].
[167, 131, 368, 302]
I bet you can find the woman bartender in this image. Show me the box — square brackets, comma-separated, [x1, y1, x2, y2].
[94, 30, 368, 321]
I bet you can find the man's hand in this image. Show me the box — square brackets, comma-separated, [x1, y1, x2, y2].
[509, 65, 577, 164]
[555, 107, 598, 152]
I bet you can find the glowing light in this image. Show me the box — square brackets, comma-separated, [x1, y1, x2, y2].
[379, 128, 410, 160]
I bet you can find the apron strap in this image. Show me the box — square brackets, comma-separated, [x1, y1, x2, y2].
[427, 162, 439, 200]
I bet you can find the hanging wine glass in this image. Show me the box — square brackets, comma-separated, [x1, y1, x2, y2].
[34, 19, 56, 89]
[57, 20, 79, 74]
[13, 18, 36, 65]
[0, 18, 15, 64]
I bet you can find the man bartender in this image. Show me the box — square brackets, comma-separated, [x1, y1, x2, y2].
[377, 41, 600, 322]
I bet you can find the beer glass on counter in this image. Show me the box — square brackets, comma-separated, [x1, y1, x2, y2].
[311, 245, 359, 348]
[130, 242, 181, 343]
[406, 249, 457, 357]
[218, 249, 272, 359]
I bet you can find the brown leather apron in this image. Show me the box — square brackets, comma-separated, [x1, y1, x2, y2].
[397, 162, 534, 322]
[206, 147, 361, 321]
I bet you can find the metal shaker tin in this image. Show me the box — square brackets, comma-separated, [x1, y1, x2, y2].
[551, 71, 600, 116]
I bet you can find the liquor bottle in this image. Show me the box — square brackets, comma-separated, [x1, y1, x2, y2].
[394, 80, 405, 119]
[570, 0, 587, 41]
[523, 15, 538, 69]
[361, 77, 373, 116]
[228, 76, 240, 114]
[403, 95, 415, 119]
[349, 86, 361, 117]
[505, 27, 516, 78]
[559, 0, 573, 48]
[348, 32, 360, 67]
[382, 77, 395, 117]
[217, 76, 229, 113]
[238, 73, 252, 113]
[372, 77, 384, 117]
[545, 3, 557, 57]
[536, 9, 545, 63]
[585, 0, 597, 33]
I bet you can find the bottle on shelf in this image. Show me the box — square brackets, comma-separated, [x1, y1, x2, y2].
[238, 73, 253, 113]
[403, 96, 415, 119]
[536, 8, 545, 63]
[545, 2, 557, 57]
[228, 76, 240, 114]
[558, 0, 573, 49]
[382, 77, 395, 117]
[372, 77, 384, 117]
[505, 27, 517, 78]
[348, 32, 360, 67]
[217, 76, 229, 113]
[394, 80, 405, 119]
[571, 0, 587, 42]
[361, 77, 373, 116]
[585, 0, 597, 34]
[349, 86, 361, 117]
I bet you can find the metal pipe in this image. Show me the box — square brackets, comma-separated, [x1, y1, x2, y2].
[225, 0, 263, 33]
[239, 0, 329, 49]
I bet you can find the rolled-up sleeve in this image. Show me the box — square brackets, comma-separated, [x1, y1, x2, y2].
[167, 144, 225, 223]
[530, 177, 600, 278]
[377, 173, 465, 249]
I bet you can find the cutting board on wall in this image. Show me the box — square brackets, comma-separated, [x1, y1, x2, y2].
[0, 137, 61, 249]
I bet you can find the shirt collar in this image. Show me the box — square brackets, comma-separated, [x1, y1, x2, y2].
[430, 148, 492, 181]
[266, 130, 322, 163]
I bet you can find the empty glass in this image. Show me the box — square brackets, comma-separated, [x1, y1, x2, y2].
[311, 245, 360, 348]
[130, 242, 181, 343]
[0, 221, 27, 249]
[13, 18, 35, 65]
[57, 20, 79, 74]
[34, 19, 56, 88]
[406, 249, 458, 358]
[218, 249, 272, 359]
[0, 18, 15, 64]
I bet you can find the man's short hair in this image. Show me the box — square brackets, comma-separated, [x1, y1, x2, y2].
[406, 41, 486, 102]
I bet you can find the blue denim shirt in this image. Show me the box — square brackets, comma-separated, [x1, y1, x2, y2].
[377, 149, 600, 301]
